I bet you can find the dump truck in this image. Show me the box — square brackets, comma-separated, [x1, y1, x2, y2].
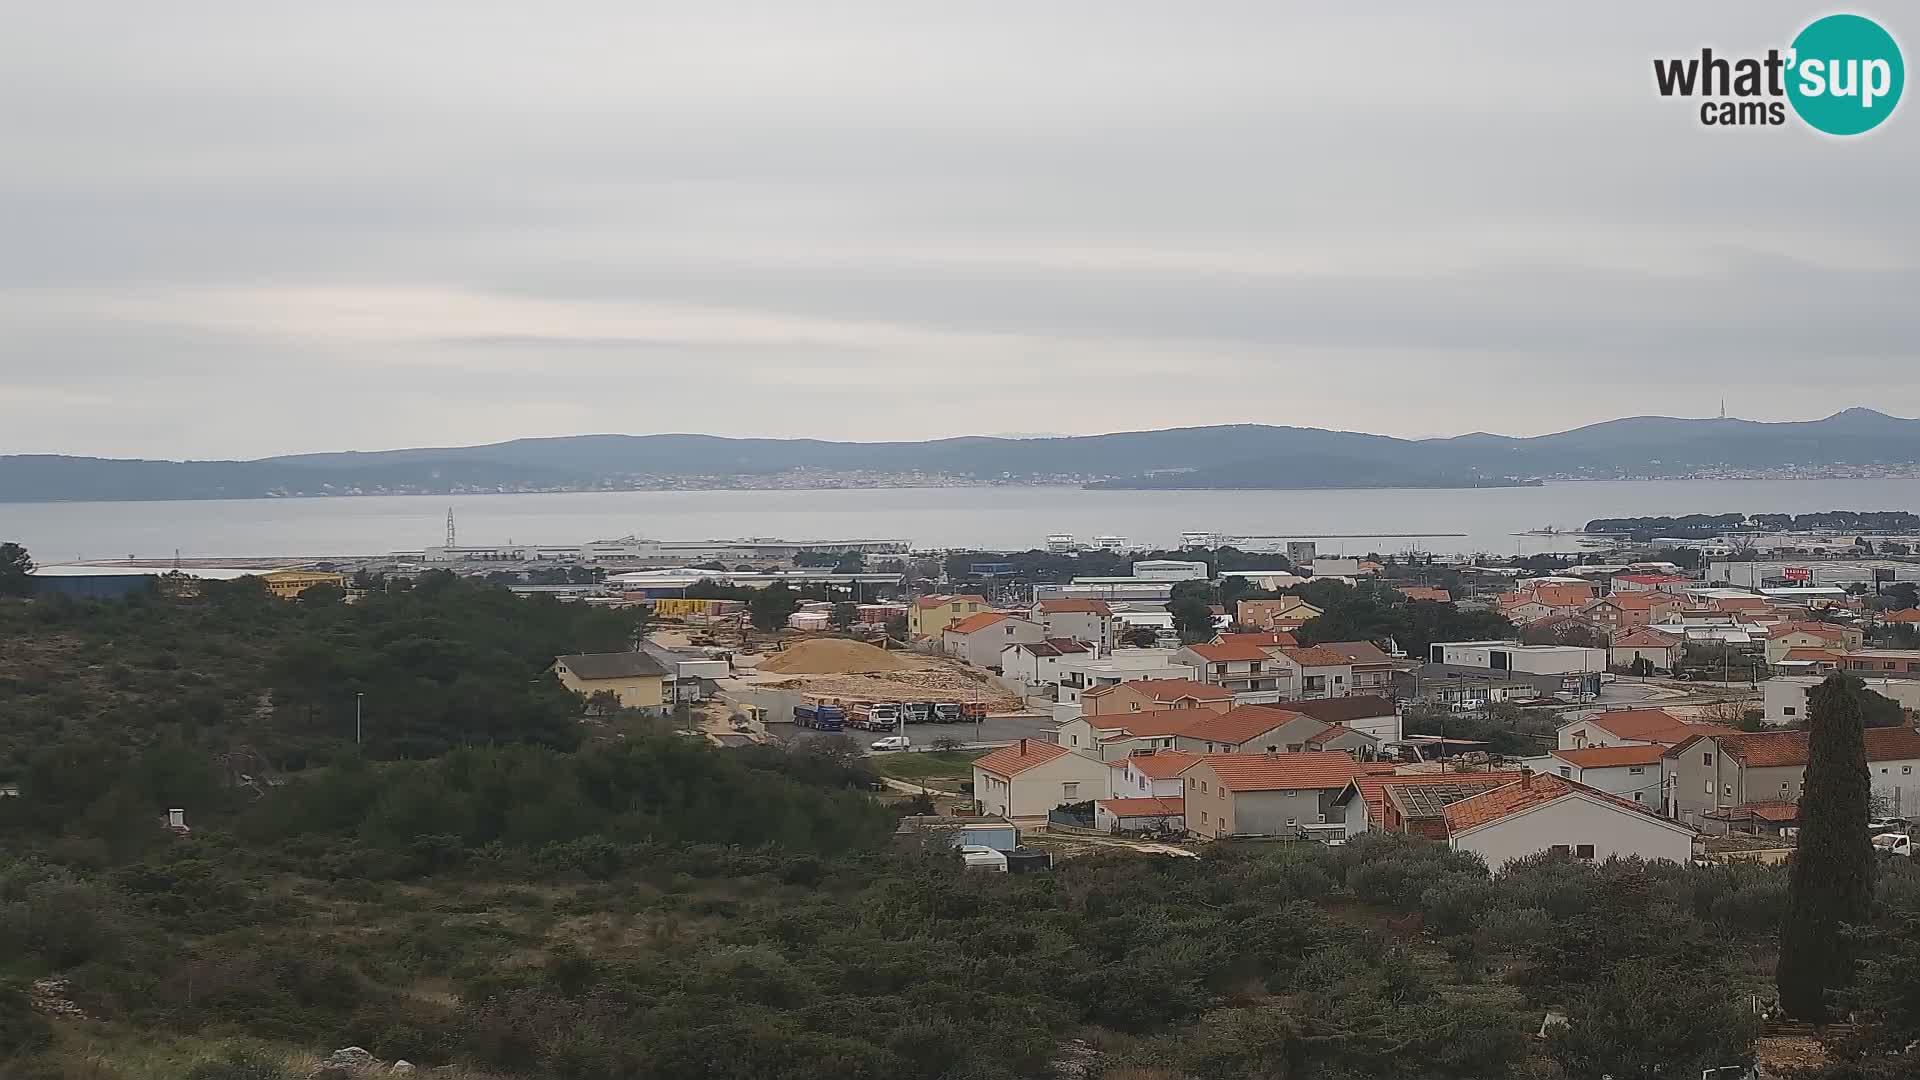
[851, 702, 901, 731]
[793, 701, 846, 731]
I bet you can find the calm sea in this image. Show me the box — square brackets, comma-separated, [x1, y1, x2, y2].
[5, 479, 1920, 563]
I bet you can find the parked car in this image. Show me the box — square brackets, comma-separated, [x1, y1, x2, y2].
[1867, 816, 1905, 833]
[1872, 832, 1911, 858]
[870, 735, 911, 752]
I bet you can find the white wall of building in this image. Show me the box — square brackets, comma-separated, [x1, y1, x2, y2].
[1451, 794, 1694, 870]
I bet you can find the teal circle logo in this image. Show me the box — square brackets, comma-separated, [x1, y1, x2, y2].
[1787, 14, 1904, 135]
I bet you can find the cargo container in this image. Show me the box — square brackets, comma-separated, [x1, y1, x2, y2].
[793, 702, 846, 731]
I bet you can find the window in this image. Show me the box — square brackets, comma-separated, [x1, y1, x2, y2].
[1723, 783, 1734, 797]
[1218, 788, 1224, 801]
[1628, 766, 1644, 775]
[1201, 811, 1209, 825]
[1334, 675, 1344, 684]
[1070, 734, 1077, 746]
[1285, 818, 1296, 827]
[1702, 752, 1713, 766]
[1905, 766, 1913, 775]
[1557, 767, 1572, 778]
[1576, 844, 1595, 860]
[1784, 707, 1796, 716]
[1634, 792, 1644, 802]
[1063, 783, 1079, 799]
[1782, 781, 1790, 791]
[1705, 780, 1714, 794]
[1551, 844, 1571, 855]
[1201, 780, 1208, 793]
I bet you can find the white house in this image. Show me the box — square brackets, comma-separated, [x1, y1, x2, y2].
[943, 612, 1045, 670]
[1518, 744, 1667, 807]
[1053, 648, 1198, 705]
[1106, 749, 1202, 799]
[998, 638, 1091, 698]
[1277, 646, 1355, 700]
[1608, 628, 1685, 673]
[1030, 599, 1118, 652]
[1176, 641, 1297, 702]
[1765, 673, 1920, 725]
[1441, 772, 1697, 869]
[972, 739, 1117, 818]
[1556, 708, 1736, 751]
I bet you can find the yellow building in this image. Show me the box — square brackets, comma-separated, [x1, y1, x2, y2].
[259, 569, 348, 599]
[552, 652, 670, 714]
[907, 594, 992, 639]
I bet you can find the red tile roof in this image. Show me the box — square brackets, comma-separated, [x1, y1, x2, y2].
[1280, 646, 1353, 667]
[1707, 800, 1800, 823]
[1096, 796, 1185, 818]
[1121, 751, 1204, 779]
[1534, 584, 1596, 608]
[1887, 609, 1920, 624]
[1082, 678, 1231, 703]
[1035, 599, 1114, 615]
[1441, 772, 1675, 834]
[945, 611, 1011, 635]
[1577, 709, 1739, 745]
[1307, 725, 1374, 746]
[1605, 592, 1674, 611]
[1769, 621, 1850, 640]
[1697, 726, 1920, 769]
[1781, 647, 1841, 663]
[1287, 695, 1397, 724]
[1091, 712, 1207, 738]
[1218, 631, 1299, 648]
[1314, 640, 1394, 666]
[1346, 771, 1523, 830]
[1177, 705, 1308, 746]
[973, 739, 1071, 778]
[1185, 641, 1276, 663]
[1397, 586, 1452, 603]
[1192, 752, 1362, 792]
[1551, 744, 1667, 768]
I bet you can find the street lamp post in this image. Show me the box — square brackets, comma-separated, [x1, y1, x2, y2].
[355, 692, 364, 746]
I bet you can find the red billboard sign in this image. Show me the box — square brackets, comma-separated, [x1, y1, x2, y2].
[1783, 567, 1811, 582]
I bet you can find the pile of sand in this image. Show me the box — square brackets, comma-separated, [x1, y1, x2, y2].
[757, 637, 913, 675]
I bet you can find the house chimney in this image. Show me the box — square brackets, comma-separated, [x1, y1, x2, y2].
[1019, 738, 1028, 756]
[1519, 766, 1532, 789]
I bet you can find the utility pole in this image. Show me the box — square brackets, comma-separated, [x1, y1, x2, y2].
[355, 692, 364, 746]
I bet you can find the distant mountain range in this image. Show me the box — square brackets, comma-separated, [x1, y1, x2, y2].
[4, 409, 1919, 502]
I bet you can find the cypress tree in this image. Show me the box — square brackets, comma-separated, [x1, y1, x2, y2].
[1776, 673, 1876, 1022]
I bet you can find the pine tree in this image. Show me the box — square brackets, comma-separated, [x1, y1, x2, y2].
[1776, 673, 1876, 1022]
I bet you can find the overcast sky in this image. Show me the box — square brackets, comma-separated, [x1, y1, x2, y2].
[4, 2, 1916, 459]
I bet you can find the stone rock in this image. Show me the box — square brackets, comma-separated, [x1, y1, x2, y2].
[325, 1048, 377, 1070]
[389, 1063, 415, 1076]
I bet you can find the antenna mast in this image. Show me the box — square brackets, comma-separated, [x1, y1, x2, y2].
[446, 507, 457, 550]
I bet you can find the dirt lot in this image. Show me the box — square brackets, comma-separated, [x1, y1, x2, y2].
[735, 651, 1023, 712]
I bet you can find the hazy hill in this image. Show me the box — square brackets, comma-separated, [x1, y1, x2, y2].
[4, 409, 1918, 501]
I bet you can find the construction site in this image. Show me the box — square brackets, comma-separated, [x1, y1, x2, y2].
[735, 637, 1023, 712]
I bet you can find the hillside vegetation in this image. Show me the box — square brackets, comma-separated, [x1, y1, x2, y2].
[3, 581, 1919, 1080]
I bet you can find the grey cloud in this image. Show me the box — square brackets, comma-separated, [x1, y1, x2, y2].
[2, 1, 1916, 456]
